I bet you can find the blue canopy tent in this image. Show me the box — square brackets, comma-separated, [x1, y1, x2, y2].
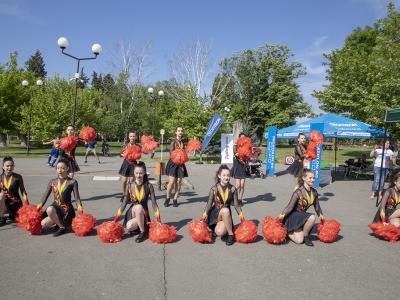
[275, 113, 386, 179]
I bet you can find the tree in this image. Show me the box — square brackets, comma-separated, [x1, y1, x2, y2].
[214, 44, 311, 142]
[313, 3, 400, 136]
[25, 50, 47, 78]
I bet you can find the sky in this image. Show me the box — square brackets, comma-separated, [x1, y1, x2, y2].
[0, 0, 398, 113]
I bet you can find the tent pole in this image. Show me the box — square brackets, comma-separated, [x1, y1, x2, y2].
[376, 126, 388, 207]
[334, 138, 337, 180]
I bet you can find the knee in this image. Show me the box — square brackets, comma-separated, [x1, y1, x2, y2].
[220, 208, 230, 217]
[46, 206, 55, 215]
[215, 225, 226, 237]
[176, 179, 182, 185]
[308, 214, 316, 223]
[134, 205, 144, 214]
[291, 233, 304, 244]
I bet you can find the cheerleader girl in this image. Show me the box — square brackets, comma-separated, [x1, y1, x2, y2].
[60, 126, 80, 178]
[119, 131, 139, 195]
[231, 133, 248, 205]
[287, 133, 307, 178]
[0, 157, 28, 225]
[276, 168, 324, 246]
[373, 172, 400, 226]
[114, 162, 161, 243]
[201, 164, 244, 246]
[164, 126, 188, 207]
[36, 159, 84, 237]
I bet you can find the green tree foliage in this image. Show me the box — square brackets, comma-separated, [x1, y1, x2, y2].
[213, 44, 311, 141]
[25, 50, 47, 78]
[313, 3, 400, 135]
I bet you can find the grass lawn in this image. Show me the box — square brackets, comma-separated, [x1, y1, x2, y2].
[0, 141, 372, 166]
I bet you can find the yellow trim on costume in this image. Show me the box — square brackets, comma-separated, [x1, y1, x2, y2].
[278, 213, 285, 220]
[3, 175, 13, 190]
[394, 192, 400, 206]
[217, 185, 229, 205]
[116, 208, 123, 217]
[134, 184, 145, 203]
[202, 211, 208, 220]
[154, 208, 160, 217]
[77, 204, 83, 212]
[319, 214, 324, 221]
[305, 190, 314, 207]
[380, 209, 386, 219]
[36, 203, 42, 210]
[57, 179, 67, 195]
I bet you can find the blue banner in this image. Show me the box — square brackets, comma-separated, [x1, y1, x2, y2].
[309, 123, 324, 189]
[200, 114, 224, 153]
[265, 126, 277, 176]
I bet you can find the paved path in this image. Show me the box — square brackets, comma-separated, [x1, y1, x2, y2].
[0, 156, 398, 299]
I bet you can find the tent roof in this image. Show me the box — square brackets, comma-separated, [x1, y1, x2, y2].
[276, 113, 385, 139]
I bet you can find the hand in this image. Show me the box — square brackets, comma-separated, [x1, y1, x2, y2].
[239, 212, 245, 223]
[275, 216, 283, 223]
[113, 215, 120, 223]
[77, 204, 83, 214]
[383, 222, 389, 226]
[36, 204, 42, 212]
[156, 215, 161, 223]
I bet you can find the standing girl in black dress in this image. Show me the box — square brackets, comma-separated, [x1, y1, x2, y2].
[119, 131, 139, 195]
[287, 133, 307, 179]
[36, 159, 84, 237]
[277, 168, 324, 246]
[114, 162, 161, 243]
[231, 133, 247, 205]
[60, 126, 80, 178]
[201, 164, 244, 246]
[373, 172, 400, 227]
[164, 126, 188, 207]
[0, 157, 28, 225]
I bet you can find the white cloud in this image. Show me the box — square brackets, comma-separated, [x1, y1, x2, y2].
[0, 0, 43, 24]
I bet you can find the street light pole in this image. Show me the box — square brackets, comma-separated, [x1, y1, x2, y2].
[147, 87, 164, 136]
[57, 37, 102, 129]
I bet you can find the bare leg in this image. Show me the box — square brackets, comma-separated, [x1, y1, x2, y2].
[288, 229, 304, 244]
[303, 214, 316, 237]
[173, 178, 182, 200]
[45, 206, 64, 229]
[132, 205, 145, 232]
[41, 216, 56, 230]
[219, 208, 233, 235]
[389, 209, 400, 227]
[84, 150, 89, 162]
[121, 176, 128, 194]
[214, 221, 227, 237]
[239, 179, 245, 201]
[166, 176, 176, 199]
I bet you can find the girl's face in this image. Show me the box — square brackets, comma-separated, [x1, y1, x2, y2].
[395, 178, 400, 190]
[218, 169, 231, 185]
[129, 133, 136, 143]
[298, 135, 306, 144]
[303, 172, 315, 187]
[66, 126, 74, 136]
[385, 141, 390, 148]
[3, 161, 14, 175]
[56, 162, 69, 177]
[176, 127, 184, 138]
[134, 167, 145, 182]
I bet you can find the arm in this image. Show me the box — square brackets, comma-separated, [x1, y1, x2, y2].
[114, 187, 130, 222]
[201, 187, 215, 221]
[295, 145, 305, 160]
[72, 180, 83, 213]
[370, 149, 376, 158]
[169, 140, 175, 154]
[313, 190, 324, 222]
[232, 186, 244, 221]
[148, 184, 161, 222]
[37, 180, 52, 210]
[379, 189, 391, 223]
[277, 190, 300, 222]
[18, 175, 28, 203]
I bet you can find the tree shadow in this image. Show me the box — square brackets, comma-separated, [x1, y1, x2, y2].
[244, 193, 276, 204]
[84, 193, 122, 201]
[178, 195, 209, 205]
[165, 218, 193, 231]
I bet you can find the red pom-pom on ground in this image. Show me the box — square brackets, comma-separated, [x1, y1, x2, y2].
[97, 221, 125, 243]
[309, 130, 323, 145]
[171, 148, 188, 165]
[234, 220, 258, 243]
[368, 223, 400, 243]
[72, 213, 96, 237]
[123, 145, 142, 162]
[142, 141, 159, 154]
[16, 204, 42, 235]
[189, 220, 212, 243]
[186, 139, 202, 152]
[79, 127, 96, 142]
[148, 221, 177, 244]
[262, 216, 287, 244]
[236, 136, 253, 160]
[318, 219, 341, 243]
[59, 136, 78, 153]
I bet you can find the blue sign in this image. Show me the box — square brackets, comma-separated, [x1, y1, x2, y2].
[265, 126, 277, 176]
[309, 123, 324, 189]
[200, 114, 224, 153]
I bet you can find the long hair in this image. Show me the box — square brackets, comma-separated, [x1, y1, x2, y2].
[389, 171, 400, 188]
[133, 161, 148, 183]
[215, 164, 231, 184]
[297, 168, 314, 187]
[56, 158, 70, 171]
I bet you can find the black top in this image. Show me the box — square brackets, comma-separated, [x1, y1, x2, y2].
[294, 143, 306, 161]
[280, 185, 323, 218]
[0, 172, 27, 202]
[378, 187, 400, 222]
[203, 183, 242, 216]
[39, 177, 82, 209]
[169, 138, 184, 153]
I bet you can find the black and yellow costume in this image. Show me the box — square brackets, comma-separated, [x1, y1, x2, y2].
[202, 183, 242, 228]
[60, 145, 80, 172]
[116, 181, 160, 229]
[231, 144, 247, 179]
[279, 186, 323, 232]
[118, 142, 140, 177]
[373, 187, 400, 223]
[39, 178, 83, 227]
[165, 138, 188, 178]
[0, 173, 27, 218]
[287, 142, 306, 177]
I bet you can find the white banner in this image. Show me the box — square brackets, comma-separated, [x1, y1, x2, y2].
[221, 133, 234, 164]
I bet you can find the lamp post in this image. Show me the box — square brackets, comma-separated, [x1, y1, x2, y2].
[147, 87, 164, 136]
[57, 37, 102, 129]
[22, 79, 43, 155]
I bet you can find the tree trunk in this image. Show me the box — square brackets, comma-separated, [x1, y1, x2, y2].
[0, 133, 6, 147]
[18, 134, 27, 147]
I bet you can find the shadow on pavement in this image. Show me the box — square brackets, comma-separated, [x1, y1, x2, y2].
[84, 193, 122, 201]
[244, 192, 276, 204]
[166, 218, 193, 231]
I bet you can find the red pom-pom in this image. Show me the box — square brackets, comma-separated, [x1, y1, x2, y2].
[189, 220, 212, 243]
[59, 136, 78, 153]
[186, 139, 202, 152]
[97, 221, 125, 243]
[141, 135, 155, 145]
[142, 141, 159, 154]
[234, 220, 258, 243]
[236, 136, 253, 160]
[306, 141, 318, 160]
[148, 221, 177, 244]
[262, 216, 287, 244]
[368, 223, 400, 243]
[318, 219, 341, 243]
[79, 127, 96, 142]
[171, 148, 188, 165]
[309, 130, 323, 145]
[72, 213, 96, 237]
[16, 204, 42, 235]
[123, 145, 142, 162]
